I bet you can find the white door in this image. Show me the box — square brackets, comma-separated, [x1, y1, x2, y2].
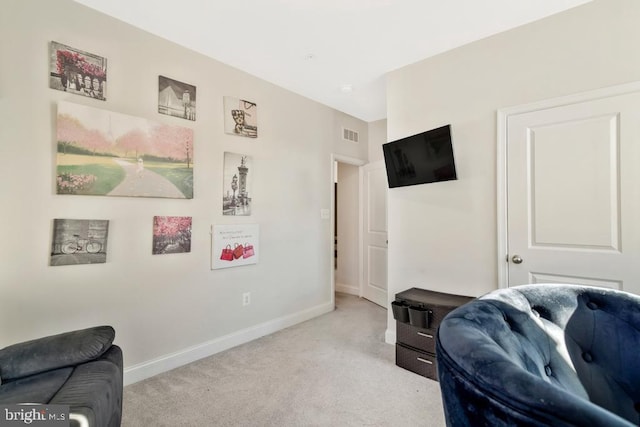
[505, 86, 640, 294]
[362, 161, 388, 307]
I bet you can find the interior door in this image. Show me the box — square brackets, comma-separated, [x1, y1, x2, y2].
[506, 88, 640, 294]
[362, 161, 388, 307]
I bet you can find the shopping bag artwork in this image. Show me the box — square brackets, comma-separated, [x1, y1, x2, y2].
[220, 245, 234, 261]
[211, 224, 259, 269]
[232, 243, 244, 259]
[243, 243, 254, 259]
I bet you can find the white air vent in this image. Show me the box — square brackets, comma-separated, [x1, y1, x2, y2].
[342, 127, 359, 143]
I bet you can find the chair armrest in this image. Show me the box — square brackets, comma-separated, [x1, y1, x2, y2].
[0, 326, 115, 381]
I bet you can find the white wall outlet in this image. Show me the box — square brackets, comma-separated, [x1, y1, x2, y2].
[242, 292, 251, 306]
[320, 208, 330, 220]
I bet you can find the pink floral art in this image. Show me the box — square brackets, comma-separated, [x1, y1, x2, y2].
[152, 216, 192, 255]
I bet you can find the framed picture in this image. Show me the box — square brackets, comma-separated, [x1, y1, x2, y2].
[56, 101, 194, 199]
[211, 224, 259, 269]
[223, 96, 257, 138]
[49, 41, 107, 100]
[152, 216, 192, 255]
[222, 152, 252, 216]
[158, 75, 196, 121]
[50, 219, 109, 266]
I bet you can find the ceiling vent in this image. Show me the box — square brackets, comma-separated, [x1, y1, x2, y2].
[342, 127, 359, 143]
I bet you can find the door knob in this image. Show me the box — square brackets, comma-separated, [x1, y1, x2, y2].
[511, 255, 523, 264]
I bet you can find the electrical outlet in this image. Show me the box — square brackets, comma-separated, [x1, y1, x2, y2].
[242, 292, 251, 306]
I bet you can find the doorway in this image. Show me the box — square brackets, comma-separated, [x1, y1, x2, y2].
[330, 155, 388, 308]
[330, 155, 364, 307]
[334, 161, 360, 296]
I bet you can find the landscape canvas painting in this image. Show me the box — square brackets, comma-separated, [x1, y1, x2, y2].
[56, 101, 194, 198]
[152, 216, 192, 255]
[223, 96, 257, 138]
[158, 75, 196, 121]
[222, 152, 252, 216]
[49, 41, 107, 100]
[50, 219, 109, 266]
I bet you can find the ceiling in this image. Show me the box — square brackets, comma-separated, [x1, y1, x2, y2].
[74, 0, 592, 122]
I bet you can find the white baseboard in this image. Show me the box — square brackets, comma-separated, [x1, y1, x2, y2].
[123, 301, 335, 386]
[335, 281, 359, 296]
[385, 328, 396, 345]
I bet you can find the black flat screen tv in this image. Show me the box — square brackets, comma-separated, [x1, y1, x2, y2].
[382, 124, 457, 188]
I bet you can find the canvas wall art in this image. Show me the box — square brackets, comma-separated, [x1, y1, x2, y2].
[50, 219, 109, 266]
[49, 41, 107, 100]
[211, 224, 259, 269]
[222, 152, 252, 216]
[158, 75, 196, 121]
[223, 96, 257, 138]
[56, 101, 194, 199]
[152, 216, 192, 255]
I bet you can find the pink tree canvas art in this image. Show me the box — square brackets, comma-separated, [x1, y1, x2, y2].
[152, 216, 192, 255]
[56, 101, 194, 198]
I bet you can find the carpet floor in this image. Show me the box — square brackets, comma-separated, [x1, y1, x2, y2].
[121, 293, 446, 426]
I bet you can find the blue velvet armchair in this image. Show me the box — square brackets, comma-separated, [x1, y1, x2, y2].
[436, 284, 640, 427]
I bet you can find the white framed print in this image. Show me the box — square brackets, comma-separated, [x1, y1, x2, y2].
[223, 96, 257, 138]
[211, 223, 259, 269]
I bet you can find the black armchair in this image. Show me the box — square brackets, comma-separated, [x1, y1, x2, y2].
[0, 326, 123, 427]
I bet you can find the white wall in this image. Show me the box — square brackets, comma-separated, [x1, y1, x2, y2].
[367, 119, 387, 163]
[0, 0, 368, 383]
[335, 162, 359, 294]
[385, 0, 640, 337]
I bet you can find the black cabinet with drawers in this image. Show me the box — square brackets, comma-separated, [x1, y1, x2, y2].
[392, 287, 473, 381]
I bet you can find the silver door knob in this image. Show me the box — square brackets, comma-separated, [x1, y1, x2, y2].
[511, 255, 523, 264]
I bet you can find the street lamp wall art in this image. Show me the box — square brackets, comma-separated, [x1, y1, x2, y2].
[223, 152, 252, 216]
[56, 101, 194, 199]
[158, 75, 196, 121]
[223, 96, 257, 138]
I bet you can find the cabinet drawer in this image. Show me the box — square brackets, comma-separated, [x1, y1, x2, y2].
[396, 321, 436, 354]
[396, 344, 437, 380]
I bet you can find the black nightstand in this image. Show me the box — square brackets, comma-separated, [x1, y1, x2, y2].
[392, 287, 473, 381]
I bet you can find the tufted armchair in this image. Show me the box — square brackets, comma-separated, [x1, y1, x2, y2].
[436, 284, 640, 427]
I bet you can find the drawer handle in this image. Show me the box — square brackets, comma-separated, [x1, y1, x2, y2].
[417, 357, 433, 365]
[417, 332, 433, 339]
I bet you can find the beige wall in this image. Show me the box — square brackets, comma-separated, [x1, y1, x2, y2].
[0, 0, 368, 382]
[385, 0, 640, 330]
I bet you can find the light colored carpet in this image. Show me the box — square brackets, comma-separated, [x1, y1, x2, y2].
[122, 293, 446, 426]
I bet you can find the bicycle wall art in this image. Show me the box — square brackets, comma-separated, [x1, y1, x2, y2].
[50, 219, 109, 266]
[56, 101, 194, 199]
